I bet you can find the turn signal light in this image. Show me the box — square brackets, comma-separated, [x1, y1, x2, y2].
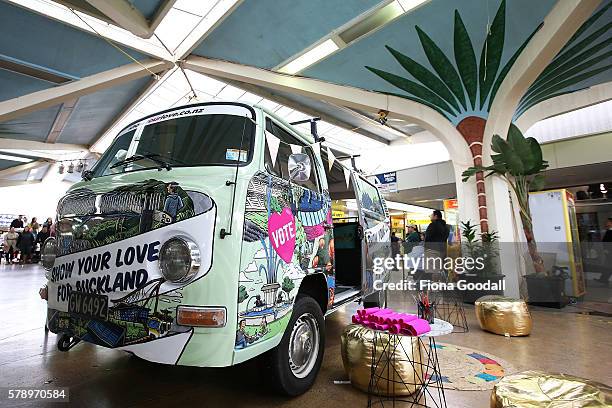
[177, 306, 226, 327]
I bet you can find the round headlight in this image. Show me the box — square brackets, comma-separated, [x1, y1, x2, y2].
[41, 237, 58, 271]
[159, 237, 200, 283]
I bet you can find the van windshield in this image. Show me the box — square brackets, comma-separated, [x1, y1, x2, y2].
[93, 113, 254, 177]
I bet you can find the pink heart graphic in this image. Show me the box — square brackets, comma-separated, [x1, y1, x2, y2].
[268, 207, 296, 263]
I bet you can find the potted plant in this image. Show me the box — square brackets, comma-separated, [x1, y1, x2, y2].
[462, 125, 566, 307]
[459, 220, 503, 303]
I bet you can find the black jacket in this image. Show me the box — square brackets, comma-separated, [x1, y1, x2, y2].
[10, 219, 23, 228]
[36, 231, 50, 245]
[425, 219, 449, 243]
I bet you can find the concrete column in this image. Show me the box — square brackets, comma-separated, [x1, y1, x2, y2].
[485, 176, 526, 298]
[451, 161, 480, 228]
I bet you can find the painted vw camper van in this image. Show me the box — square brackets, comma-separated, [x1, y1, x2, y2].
[42, 102, 390, 395]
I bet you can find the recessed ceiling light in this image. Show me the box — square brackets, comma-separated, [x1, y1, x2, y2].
[279, 39, 340, 75]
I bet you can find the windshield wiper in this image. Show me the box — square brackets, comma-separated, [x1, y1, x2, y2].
[110, 153, 172, 171]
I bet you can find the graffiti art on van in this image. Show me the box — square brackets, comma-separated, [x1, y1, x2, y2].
[236, 172, 333, 349]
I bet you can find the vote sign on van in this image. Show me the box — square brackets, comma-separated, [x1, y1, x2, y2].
[268, 207, 296, 263]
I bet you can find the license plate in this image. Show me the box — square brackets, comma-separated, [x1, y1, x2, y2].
[68, 292, 108, 320]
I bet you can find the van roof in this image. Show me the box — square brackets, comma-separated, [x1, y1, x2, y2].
[117, 101, 315, 145]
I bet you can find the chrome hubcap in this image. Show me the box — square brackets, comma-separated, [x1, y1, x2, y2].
[288, 313, 319, 378]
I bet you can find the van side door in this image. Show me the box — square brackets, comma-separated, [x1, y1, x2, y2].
[351, 172, 391, 297]
[262, 118, 334, 301]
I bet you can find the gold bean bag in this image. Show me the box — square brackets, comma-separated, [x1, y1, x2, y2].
[340, 324, 424, 396]
[491, 370, 612, 407]
[475, 295, 532, 336]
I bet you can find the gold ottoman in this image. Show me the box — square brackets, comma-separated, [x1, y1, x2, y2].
[475, 295, 532, 336]
[340, 324, 424, 396]
[491, 370, 612, 407]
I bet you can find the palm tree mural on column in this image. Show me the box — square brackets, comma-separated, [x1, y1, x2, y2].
[366, 0, 611, 232]
[516, 1, 611, 117]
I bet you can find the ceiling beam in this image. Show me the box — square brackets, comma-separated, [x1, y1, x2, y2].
[46, 98, 79, 143]
[0, 138, 88, 152]
[0, 160, 48, 179]
[0, 59, 172, 123]
[215, 75, 390, 145]
[183, 56, 471, 163]
[84, 0, 151, 38]
[0, 53, 79, 84]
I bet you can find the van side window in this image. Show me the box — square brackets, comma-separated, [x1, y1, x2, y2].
[264, 118, 320, 192]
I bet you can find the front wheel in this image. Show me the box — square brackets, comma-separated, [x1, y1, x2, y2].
[267, 295, 325, 396]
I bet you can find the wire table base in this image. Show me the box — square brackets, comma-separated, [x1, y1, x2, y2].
[435, 291, 468, 334]
[366, 322, 451, 408]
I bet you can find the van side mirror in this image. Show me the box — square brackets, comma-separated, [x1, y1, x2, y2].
[288, 153, 311, 182]
[82, 170, 94, 181]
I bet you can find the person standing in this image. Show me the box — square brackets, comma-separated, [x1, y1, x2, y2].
[36, 226, 50, 245]
[43, 217, 53, 229]
[404, 224, 421, 254]
[10, 216, 23, 229]
[425, 210, 450, 244]
[424, 210, 450, 278]
[391, 232, 402, 270]
[18, 226, 35, 264]
[3, 227, 19, 264]
[406, 225, 421, 243]
[597, 217, 612, 285]
[163, 182, 184, 222]
[30, 217, 40, 235]
[35, 225, 50, 262]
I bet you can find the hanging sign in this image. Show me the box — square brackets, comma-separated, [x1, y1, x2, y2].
[372, 171, 397, 194]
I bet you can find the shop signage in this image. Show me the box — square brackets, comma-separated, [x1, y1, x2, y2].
[371, 171, 397, 194]
[443, 199, 458, 210]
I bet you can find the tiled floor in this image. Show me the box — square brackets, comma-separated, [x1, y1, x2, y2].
[0, 263, 610, 407]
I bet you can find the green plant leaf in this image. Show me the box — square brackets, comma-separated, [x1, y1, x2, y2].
[461, 220, 478, 242]
[526, 137, 548, 173]
[530, 174, 546, 191]
[365, 66, 458, 115]
[453, 10, 478, 109]
[478, 0, 506, 109]
[461, 165, 493, 181]
[385, 46, 461, 112]
[415, 26, 467, 110]
[488, 23, 542, 111]
[496, 136, 524, 176]
[491, 134, 506, 153]
[507, 124, 535, 171]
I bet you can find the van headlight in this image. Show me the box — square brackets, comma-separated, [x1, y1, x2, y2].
[41, 237, 57, 271]
[159, 237, 200, 283]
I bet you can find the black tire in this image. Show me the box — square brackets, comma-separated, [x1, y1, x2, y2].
[266, 295, 325, 396]
[57, 334, 72, 352]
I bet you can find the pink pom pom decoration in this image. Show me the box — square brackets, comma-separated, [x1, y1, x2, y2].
[351, 309, 430, 336]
